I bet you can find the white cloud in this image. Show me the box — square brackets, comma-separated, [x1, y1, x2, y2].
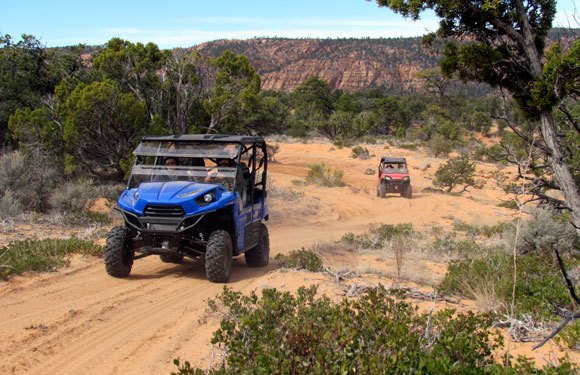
[87, 17, 438, 48]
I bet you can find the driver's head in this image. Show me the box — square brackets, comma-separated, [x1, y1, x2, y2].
[165, 157, 178, 168]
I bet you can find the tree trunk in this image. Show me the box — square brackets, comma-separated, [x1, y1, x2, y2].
[539, 111, 580, 234]
[515, 2, 580, 233]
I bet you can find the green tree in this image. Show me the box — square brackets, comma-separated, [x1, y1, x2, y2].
[375, 0, 580, 232]
[161, 49, 205, 134]
[0, 34, 50, 144]
[318, 111, 354, 140]
[433, 156, 476, 193]
[92, 38, 168, 121]
[291, 76, 334, 120]
[60, 79, 149, 179]
[416, 67, 451, 102]
[203, 50, 261, 133]
[241, 92, 289, 135]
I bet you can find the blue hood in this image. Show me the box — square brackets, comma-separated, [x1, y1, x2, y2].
[118, 181, 235, 216]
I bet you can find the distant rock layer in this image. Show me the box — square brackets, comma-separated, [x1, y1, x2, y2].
[194, 38, 439, 92]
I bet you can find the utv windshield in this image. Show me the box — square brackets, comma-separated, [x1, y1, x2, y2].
[128, 141, 241, 191]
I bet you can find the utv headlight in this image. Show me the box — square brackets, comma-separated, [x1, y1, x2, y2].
[403, 176, 410, 181]
[203, 193, 213, 203]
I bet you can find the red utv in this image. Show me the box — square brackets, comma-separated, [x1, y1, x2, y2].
[377, 157, 412, 199]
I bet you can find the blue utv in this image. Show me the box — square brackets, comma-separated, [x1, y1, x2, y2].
[104, 135, 270, 283]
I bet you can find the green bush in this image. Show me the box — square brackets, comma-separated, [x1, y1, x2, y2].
[0, 190, 24, 220]
[452, 220, 514, 238]
[351, 145, 370, 159]
[341, 223, 413, 250]
[0, 151, 59, 212]
[497, 200, 519, 210]
[332, 138, 355, 148]
[428, 133, 453, 157]
[555, 321, 580, 351]
[306, 163, 346, 187]
[275, 248, 323, 272]
[433, 156, 476, 193]
[430, 235, 490, 258]
[50, 178, 98, 213]
[518, 206, 579, 255]
[0, 238, 103, 280]
[173, 286, 576, 374]
[438, 253, 577, 319]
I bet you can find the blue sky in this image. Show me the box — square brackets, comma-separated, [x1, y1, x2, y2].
[1, 0, 578, 49]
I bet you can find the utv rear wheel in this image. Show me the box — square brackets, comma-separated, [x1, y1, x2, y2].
[245, 224, 270, 267]
[104, 226, 134, 278]
[378, 182, 387, 198]
[205, 230, 233, 283]
[160, 254, 184, 264]
[402, 184, 412, 199]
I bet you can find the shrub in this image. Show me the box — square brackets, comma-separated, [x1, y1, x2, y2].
[398, 143, 419, 151]
[0, 238, 102, 280]
[351, 145, 370, 159]
[305, 163, 346, 187]
[0, 190, 24, 220]
[266, 144, 280, 161]
[174, 286, 576, 374]
[438, 253, 577, 318]
[517, 206, 579, 255]
[0, 151, 59, 212]
[332, 138, 354, 148]
[555, 321, 580, 351]
[275, 248, 323, 272]
[341, 223, 414, 250]
[498, 200, 519, 210]
[433, 156, 476, 193]
[428, 133, 453, 157]
[50, 178, 98, 213]
[452, 220, 514, 239]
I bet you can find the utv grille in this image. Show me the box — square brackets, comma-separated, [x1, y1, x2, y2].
[144, 204, 184, 217]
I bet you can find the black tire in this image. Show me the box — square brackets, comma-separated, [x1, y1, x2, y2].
[104, 226, 134, 278]
[378, 182, 387, 198]
[402, 184, 413, 199]
[160, 254, 184, 264]
[205, 230, 233, 283]
[245, 224, 270, 267]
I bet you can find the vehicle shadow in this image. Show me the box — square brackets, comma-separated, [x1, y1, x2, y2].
[127, 256, 277, 282]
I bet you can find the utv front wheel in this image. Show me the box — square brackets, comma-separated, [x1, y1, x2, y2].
[378, 182, 387, 198]
[245, 224, 270, 267]
[205, 230, 233, 283]
[402, 184, 413, 199]
[104, 226, 134, 278]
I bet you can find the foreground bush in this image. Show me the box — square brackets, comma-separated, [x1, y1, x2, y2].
[174, 286, 576, 374]
[0, 238, 102, 280]
[438, 253, 577, 318]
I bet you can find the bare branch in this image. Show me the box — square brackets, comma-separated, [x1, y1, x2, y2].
[532, 312, 580, 350]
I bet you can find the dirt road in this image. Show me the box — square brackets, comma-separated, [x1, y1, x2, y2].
[0, 141, 550, 374]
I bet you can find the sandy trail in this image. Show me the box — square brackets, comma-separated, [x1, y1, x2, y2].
[0, 141, 573, 373]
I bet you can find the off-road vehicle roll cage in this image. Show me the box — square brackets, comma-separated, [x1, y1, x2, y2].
[104, 134, 270, 283]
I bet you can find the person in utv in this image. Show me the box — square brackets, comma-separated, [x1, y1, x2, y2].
[152, 157, 180, 182]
